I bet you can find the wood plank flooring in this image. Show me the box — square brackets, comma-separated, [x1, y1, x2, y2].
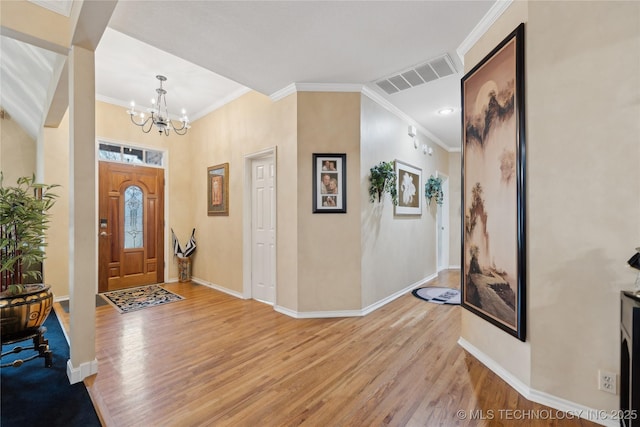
[54, 271, 598, 426]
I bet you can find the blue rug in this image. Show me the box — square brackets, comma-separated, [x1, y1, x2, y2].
[1, 311, 100, 426]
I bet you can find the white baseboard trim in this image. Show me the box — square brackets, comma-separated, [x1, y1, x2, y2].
[448, 264, 461, 270]
[67, 358, 98, 385]
[51, 300, 95, 385]
[457, 338, 618, 427]
[274, 305, 363, 319]
[172, 272, 440, 319]
[190, 276, 245, 299]
[361, 272, 438, 316]
[274, 272, 438, 319]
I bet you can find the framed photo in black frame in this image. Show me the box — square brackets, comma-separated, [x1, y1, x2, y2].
[313, 153, 346, 213]
[461, 23, 526, 341]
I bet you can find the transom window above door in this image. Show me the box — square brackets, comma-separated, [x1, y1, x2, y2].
[98, 142, 164, 167]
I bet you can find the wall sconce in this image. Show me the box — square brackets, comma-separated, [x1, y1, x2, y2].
[413, 137, 419, 149]
[422, 144, 433, 156]
[408, 125, 417, 137]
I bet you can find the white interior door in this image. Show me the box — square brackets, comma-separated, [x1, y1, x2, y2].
[251, 157, 275, 304]
[437, 173, 450, 271]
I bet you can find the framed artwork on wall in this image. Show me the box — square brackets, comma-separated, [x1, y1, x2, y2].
[461, 23, 526, 341]
[207, 163, 229, 216]
[395, 160, 422, 215]
[313, 153, 346, 213]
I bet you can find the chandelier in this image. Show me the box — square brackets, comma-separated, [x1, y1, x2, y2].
[126, 75, 190, 136]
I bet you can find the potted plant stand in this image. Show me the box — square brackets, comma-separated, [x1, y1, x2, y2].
[0, 175, 58, 368]
[0, 283, 53, 368]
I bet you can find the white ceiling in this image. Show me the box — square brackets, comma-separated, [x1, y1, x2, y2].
[4, 1, 501, 151]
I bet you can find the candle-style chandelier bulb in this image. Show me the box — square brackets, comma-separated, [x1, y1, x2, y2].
[126, 75, 190, 136]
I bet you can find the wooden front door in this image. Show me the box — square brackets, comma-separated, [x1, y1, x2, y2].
[99, 162, 164, 292]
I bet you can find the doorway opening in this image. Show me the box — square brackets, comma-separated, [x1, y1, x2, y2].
[436, 172, 450, 272]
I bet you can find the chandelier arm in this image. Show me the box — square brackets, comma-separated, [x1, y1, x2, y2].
[129, 113, 152, 128]
[172, 124, 188, 136]
[141, 114, 155, 133]
[170, 119, 187, 132]
[127, 75, 190, 136]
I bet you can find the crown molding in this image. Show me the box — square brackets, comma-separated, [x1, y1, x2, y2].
[96, 94, 132, 110]
[456, 0, 514, 66]
[270, 82, 364, 103]
[96, 87, 251, 124]
[191, 87, 251, 121]
[361, 85, 451, 152]
[271, 82, 454, 152]
[295, 82, 364, 93]
[269, 83, 297, 102]
[29, 0, 73, 17]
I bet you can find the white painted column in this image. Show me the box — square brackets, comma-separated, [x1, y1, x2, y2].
[67, 44, 98, 384]
[36, 127, 45, 182]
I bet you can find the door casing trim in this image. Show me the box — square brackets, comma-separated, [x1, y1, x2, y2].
[242, 147, 277, 302]
[95, 138, 169, 293]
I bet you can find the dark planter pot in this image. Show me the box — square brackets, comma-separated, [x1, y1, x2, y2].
[0, 284, 53, 341]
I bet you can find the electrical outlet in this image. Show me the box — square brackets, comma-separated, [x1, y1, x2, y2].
[598, 370, 617, 394]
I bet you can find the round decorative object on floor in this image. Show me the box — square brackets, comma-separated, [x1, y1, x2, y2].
[412, 286, 460, 305]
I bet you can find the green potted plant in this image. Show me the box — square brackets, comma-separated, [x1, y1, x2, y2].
[0, 175, 58, 340]
[369, 161, 398, 205]
[424, 175, 444, 206]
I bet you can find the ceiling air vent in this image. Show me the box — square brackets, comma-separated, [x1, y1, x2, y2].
[375, 53, 457, 95]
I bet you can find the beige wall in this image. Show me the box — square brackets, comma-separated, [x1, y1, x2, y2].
[188, 91, 299, 309]
[93, 100, 194, 281]
[462, 0, 640, 410]
[296, 92, 362, 311]
[43, 110, 70, 298]
[41, 87, 454, 316]
[360, 95, 449, 308]
[1, 113, 37, 185]
[526, 0, 640, 409]
[460, 0, 532, 388]
[44, 101, 192, 297]
[448, 152, 461, 268]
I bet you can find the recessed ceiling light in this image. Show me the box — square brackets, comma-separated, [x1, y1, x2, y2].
[438, 108, 455, 115]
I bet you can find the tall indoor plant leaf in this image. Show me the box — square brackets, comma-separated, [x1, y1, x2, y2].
[0, 174, 59, 295]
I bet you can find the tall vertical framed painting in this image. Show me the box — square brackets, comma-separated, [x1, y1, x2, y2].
[461, 23, 526, 341]
[207, 163, 229, 216]
[313, 154, 346, 213]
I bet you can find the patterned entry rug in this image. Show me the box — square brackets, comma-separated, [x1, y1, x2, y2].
[101, 284, 184, 313]
[412, 286, 460, 305]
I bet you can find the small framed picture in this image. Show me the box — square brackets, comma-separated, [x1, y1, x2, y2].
[313, 154, 346, 213]
[207, 163, 229, 216]
[395, 160, 422, 215]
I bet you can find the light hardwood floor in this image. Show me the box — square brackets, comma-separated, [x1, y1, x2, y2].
[54, 271, 598, 426]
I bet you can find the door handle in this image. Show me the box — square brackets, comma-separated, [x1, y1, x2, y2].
[99, 231, 111, 237]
